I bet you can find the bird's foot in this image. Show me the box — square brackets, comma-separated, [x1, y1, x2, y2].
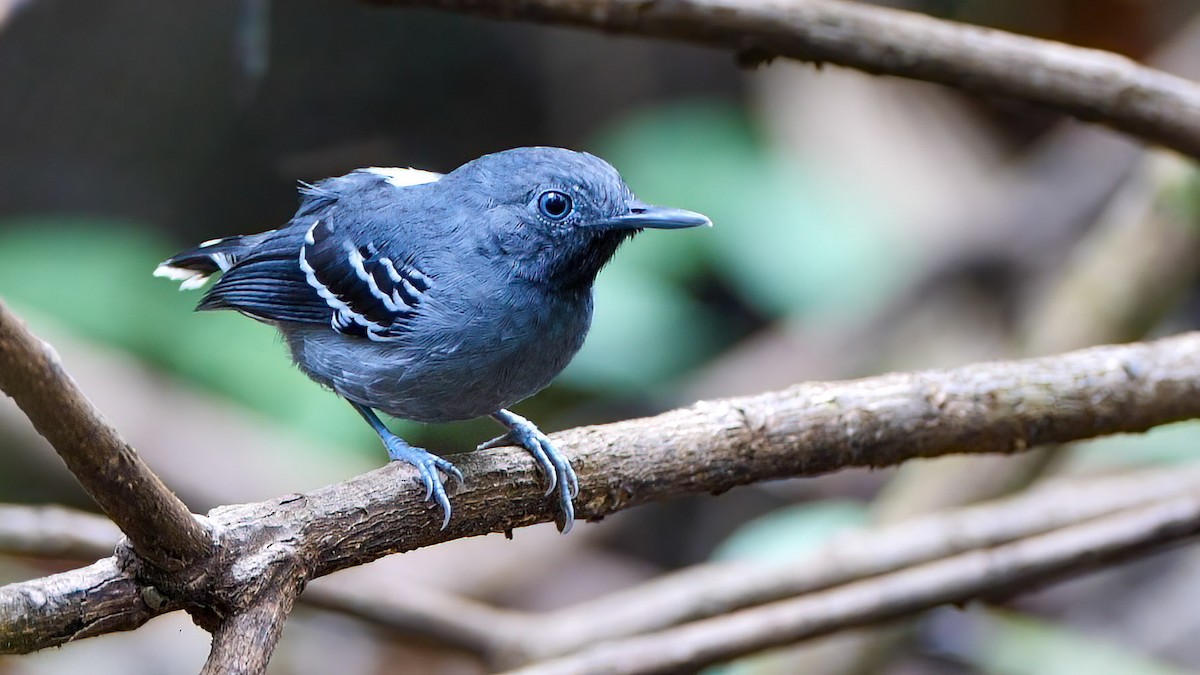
[483, 411, 578, 533]
[384, 437, 465, 530]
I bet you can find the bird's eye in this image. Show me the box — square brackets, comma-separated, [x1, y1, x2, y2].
[537, 191, 573, 220]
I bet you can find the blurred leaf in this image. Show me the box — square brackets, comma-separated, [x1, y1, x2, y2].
[975, 609, 1189, 675]
[1163, 166, 1200, 231]
[0, 218, 377, 455]
[1071, 420, 1200, 469]
[709, 500, 870, 564]
[594, 101, 914, 323]
[561, 268, 720, 389]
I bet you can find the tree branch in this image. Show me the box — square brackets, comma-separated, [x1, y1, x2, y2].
[0, 503, 121, 562]
[504, 494, 1200, 675]
[302, 580, 527, 657]
[220, 330, 1200, 583]
[376, 0, 1200, 159]
[0, 302, 212, 572]
[5, 329, 1200, 654]
[0, 558, 174, 653]
[279, 466, 1200, 667]
[506, 466, 1200, 664]
[199, 565, 304, 675]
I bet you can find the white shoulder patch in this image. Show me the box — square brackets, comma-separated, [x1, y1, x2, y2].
[363, 167, 442, 188]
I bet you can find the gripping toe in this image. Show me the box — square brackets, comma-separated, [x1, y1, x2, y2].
[385, 439, 462, 529]
[490, 410, 578, 533]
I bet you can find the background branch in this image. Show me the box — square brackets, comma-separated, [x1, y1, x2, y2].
[0, 503, 120, 561]
[379, 0, 1200, 159]
[504, 494, 1200, 675]
[499, 466, 1200, 665]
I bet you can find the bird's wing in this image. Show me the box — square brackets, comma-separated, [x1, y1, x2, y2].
[297, 217, 431, 341]
[195, 227, 332, 325]
[197, 170, 437, 338]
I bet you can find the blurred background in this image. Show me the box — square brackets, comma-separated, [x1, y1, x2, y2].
[3, 0, 1200, 673]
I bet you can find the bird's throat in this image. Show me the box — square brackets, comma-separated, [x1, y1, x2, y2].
[542, 231, 633, 292]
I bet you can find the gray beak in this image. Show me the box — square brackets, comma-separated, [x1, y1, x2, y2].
[593, 204, 712, 231]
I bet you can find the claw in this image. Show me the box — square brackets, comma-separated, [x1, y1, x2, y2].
[558, 489, 575, 534]
[384, 437, 461, 529]
[444, 462, 466, 489]
[477, 432, 514, 451]
[490, 409, 578, 533]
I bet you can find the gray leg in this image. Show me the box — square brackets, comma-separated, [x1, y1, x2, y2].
[351, 401, 464, 529]
[481, 409, 578, 533]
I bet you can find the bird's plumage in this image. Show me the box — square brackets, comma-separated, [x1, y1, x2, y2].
[156, 147, 710, 530]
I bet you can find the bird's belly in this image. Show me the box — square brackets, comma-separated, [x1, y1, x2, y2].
[283, 300, 589, 423]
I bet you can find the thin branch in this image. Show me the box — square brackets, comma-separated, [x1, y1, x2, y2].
[0, 302, 212, 572]
[302, 580, 528, 656]
[6, 328, 1200, 653]
[0, 504, 121, 561]
[377, 0, 1200, 159]
[504, 494, 1200, 675]
[508, 466, 1200, 664]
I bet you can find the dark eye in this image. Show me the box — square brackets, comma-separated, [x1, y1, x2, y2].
[537, 190, 572, 220]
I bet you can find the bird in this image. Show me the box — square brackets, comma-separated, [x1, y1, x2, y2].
[155, 146, 710, 533]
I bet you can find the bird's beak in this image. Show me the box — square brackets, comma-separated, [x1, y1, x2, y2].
[592, 204, 712, 231]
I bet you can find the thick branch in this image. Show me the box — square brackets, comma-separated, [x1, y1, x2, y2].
[377, 0, 1200, 159]
[6, 332, 1200, 653]
[0, 558, 172, 653]
[211, 331, 1200, 581]
[0, 302, 211, 571]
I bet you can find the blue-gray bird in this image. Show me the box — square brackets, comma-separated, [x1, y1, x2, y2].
[155, 147, 710, 532]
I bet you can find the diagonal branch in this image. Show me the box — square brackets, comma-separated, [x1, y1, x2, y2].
[506, 466, 1200, 664]
[0, 302, 212, 572]
[376, 0, 1200, 159]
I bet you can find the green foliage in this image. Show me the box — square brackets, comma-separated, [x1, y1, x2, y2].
[595, 101, 911, 320]
[564, 101, 915, 391]
[1164, 167, 1200, 232]
[0, 217, 377, 455]
[974, 609, 1190, 675]
[1072, 420, 1200, 468]
[709, 500, 870, 564]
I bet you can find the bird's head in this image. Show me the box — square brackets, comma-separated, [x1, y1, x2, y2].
[445, 147, 710, 290]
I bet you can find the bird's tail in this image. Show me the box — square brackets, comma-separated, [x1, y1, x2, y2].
[154, 234, 263, 290]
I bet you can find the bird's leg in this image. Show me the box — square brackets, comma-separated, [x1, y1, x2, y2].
[349, 401, 464, 529]
[480, 409, 578, 533]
